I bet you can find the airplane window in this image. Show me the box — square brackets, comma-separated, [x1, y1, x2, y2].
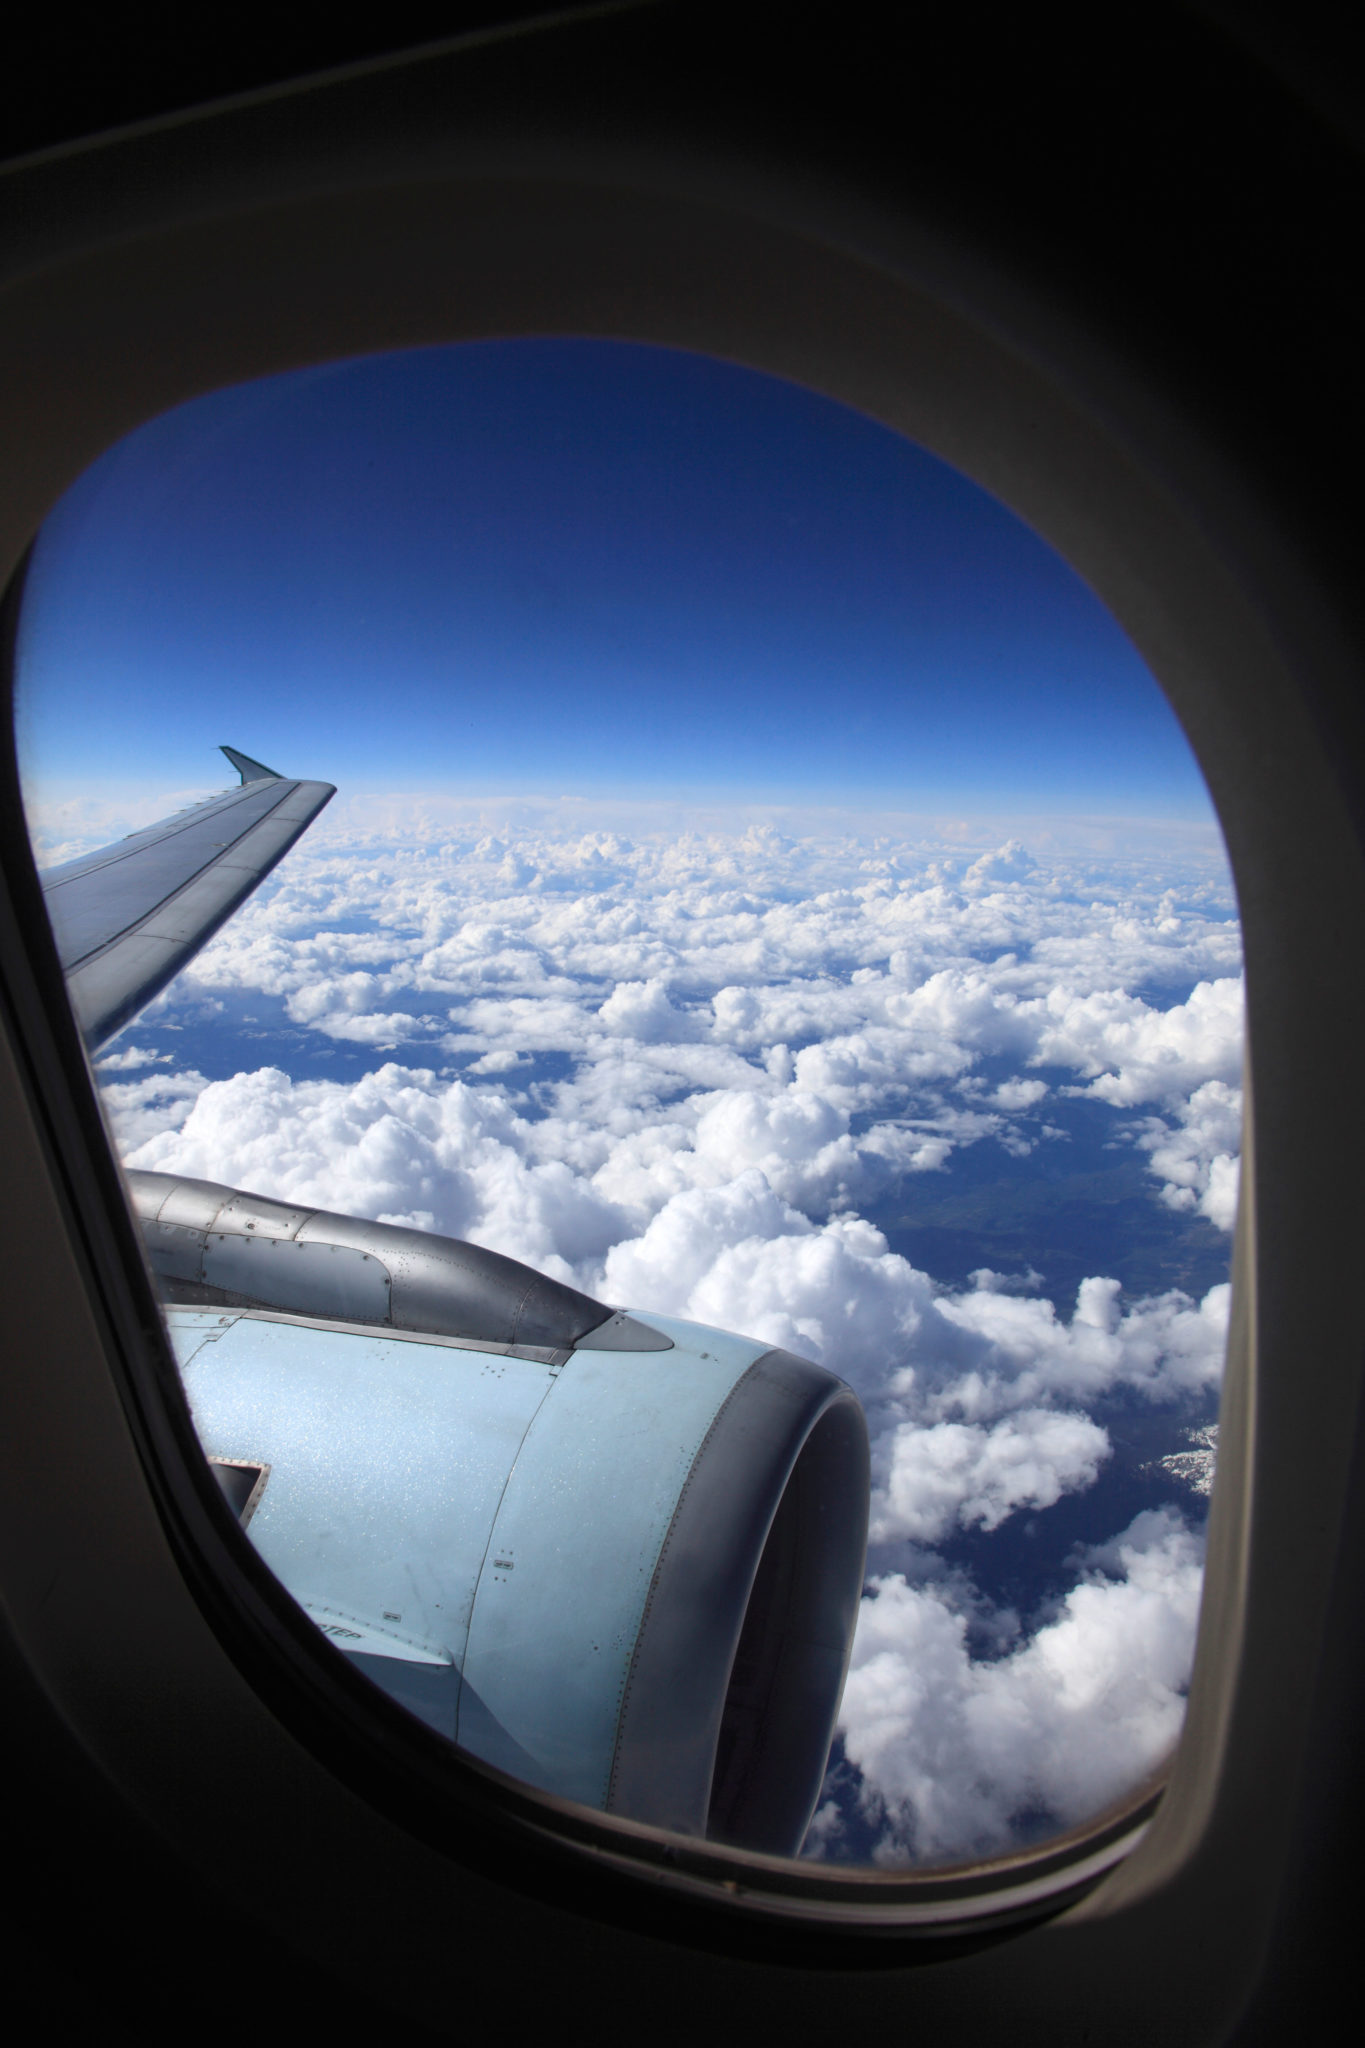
[10, 338, 1239, 1871]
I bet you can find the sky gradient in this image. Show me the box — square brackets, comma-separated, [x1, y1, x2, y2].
[15, 338, 1213, 819]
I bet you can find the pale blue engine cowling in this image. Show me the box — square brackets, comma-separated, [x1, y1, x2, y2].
[134, 1171, 869, 1857]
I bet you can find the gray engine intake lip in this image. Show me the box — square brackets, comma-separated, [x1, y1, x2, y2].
[608, 1347, 870, 1857]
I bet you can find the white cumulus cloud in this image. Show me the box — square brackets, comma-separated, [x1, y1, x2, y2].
[838, 1507, 1205, 1864]
[871, 1409, 1111, 1544]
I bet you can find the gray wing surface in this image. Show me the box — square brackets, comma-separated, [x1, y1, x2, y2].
[41, 748, 335, 1050]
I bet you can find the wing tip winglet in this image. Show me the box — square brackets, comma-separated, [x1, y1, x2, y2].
[221, 745, 282, 784]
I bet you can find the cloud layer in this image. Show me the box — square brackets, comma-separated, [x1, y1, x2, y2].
[86, 808, 1239, 1863]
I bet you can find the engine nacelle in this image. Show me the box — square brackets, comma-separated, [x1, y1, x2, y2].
[133, 1171, 869, 1855]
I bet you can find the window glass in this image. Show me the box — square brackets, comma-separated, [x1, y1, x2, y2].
[13, 340, 1238, 1867]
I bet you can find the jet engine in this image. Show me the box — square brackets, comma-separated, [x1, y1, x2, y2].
[130, 1170, 870, 1856]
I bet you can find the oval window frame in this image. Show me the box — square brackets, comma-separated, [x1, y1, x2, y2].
[0, 26, 1356, 2020]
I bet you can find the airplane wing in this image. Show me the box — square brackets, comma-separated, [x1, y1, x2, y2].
[39, 747, 335, 1049]
[35, 745, 868, 1855]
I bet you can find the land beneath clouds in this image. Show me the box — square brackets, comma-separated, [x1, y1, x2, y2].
[70, 798, 1239, 1865]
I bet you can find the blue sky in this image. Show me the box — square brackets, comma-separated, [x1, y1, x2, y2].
[15, 338, 1213, 817]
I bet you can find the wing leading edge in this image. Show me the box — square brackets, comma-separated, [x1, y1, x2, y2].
[40, 747, 335, 1049]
